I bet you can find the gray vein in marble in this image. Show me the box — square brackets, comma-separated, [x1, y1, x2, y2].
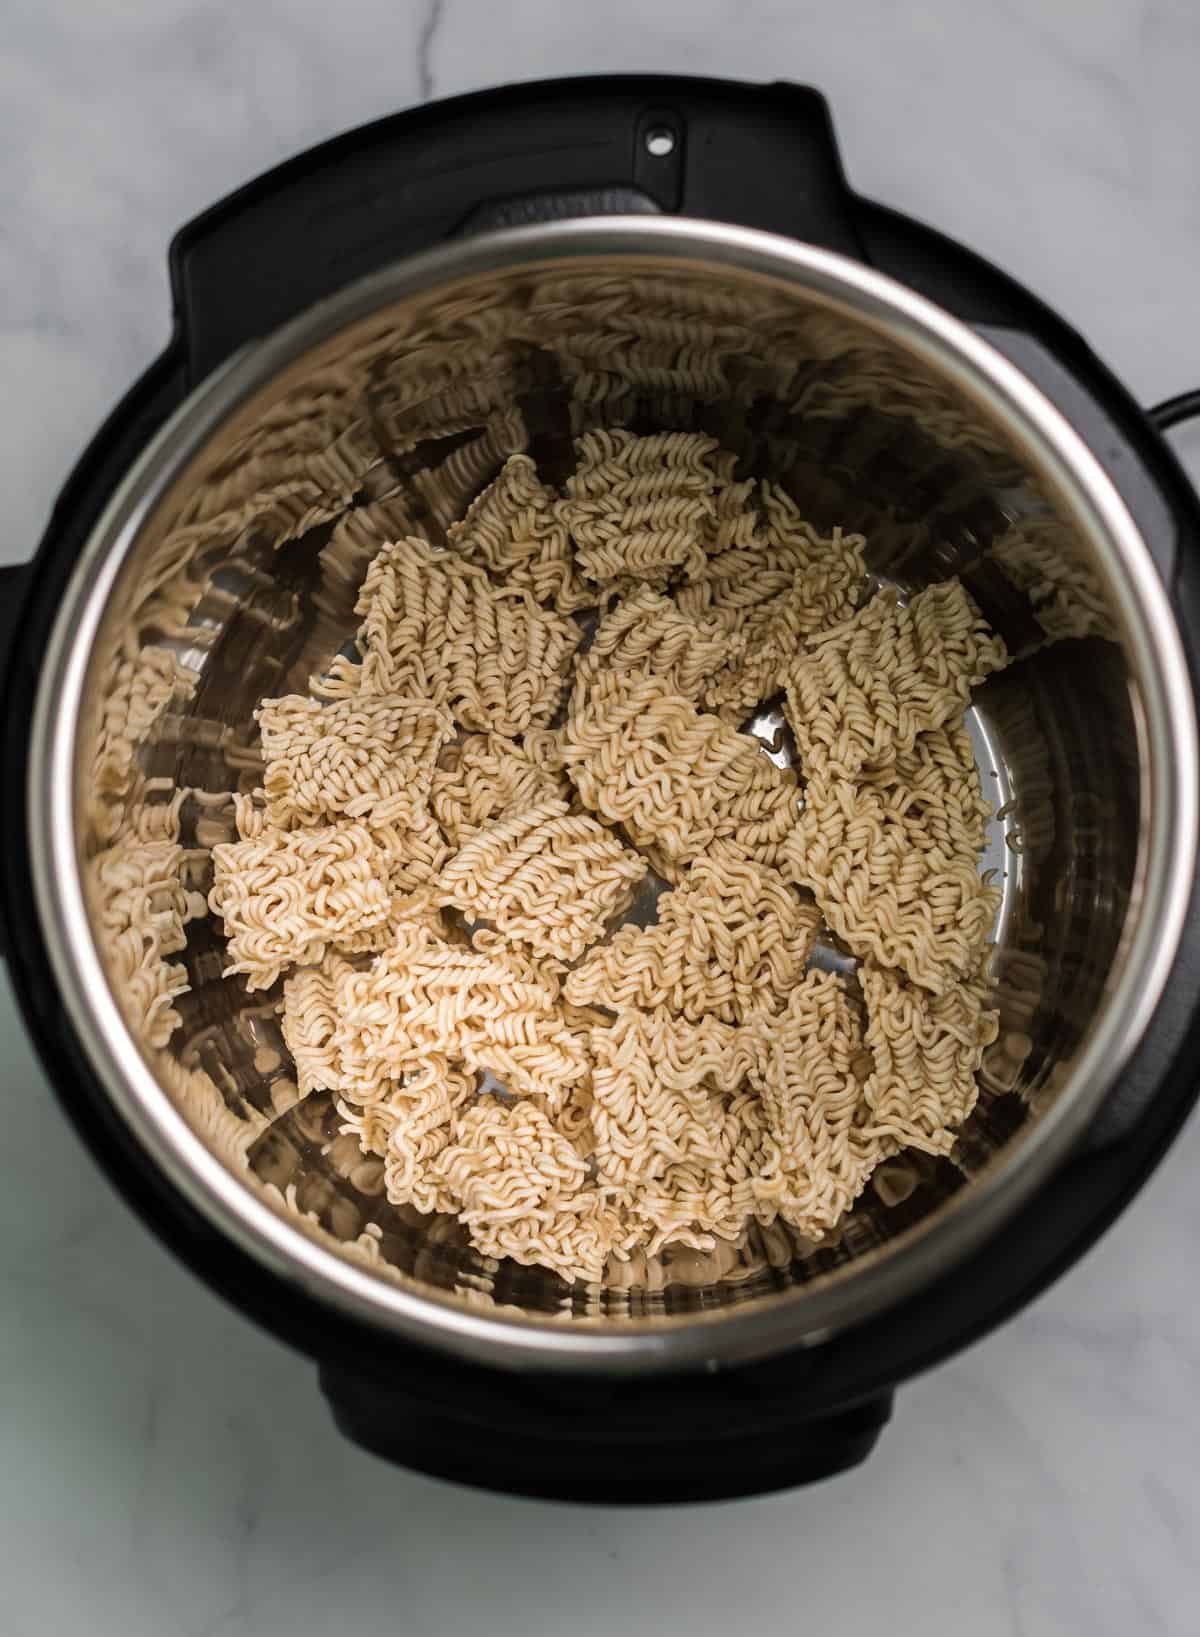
[990, 0, 1141, 191]
[1002, 1552, 1032, 1637]
[418, 0, 447, 101]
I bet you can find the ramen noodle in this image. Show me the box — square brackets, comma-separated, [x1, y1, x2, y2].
[558, 429, 721, 585]
[200, 433, 1005, 1284]
[743, 970, 885, 1238]
[347, 1057, 478, 1217]
[434, 1097, 637, 1283]
[209, 822, 392, 989]
[315, 533, 580, 733]
[280, 953, 359, 1097]
[257, 693, 454, 829]
[438, 798, 647, 964]
[370, 811, 451, 898]
[784, 580, 1007, 779]
[328, 922, 588, 1103]
[430, 731, 570, 848]
[560, 668, 801, 869]
[566, 842, 822, 1023]
[859, 959, 1000, 1154]
[448, 454, 593, 612]
[589, 1007, 765, 1252]
[786, 726, 1000, 994]
[570, 583, 735, 710]
[693, 484, 868, 719]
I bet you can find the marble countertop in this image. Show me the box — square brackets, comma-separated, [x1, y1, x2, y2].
[4, 1, 1200, 1632]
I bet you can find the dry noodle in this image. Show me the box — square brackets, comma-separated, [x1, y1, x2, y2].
[370, 811, 451, 898]
[438, 798, 647, 963]
[560, 669, 801, 869]
[411, 406, 528, 531]
[570, 584, 736, 711]
[317, 534, 580, 735]
[281, 953, 359, 1096]
[328, 922, 588, 1103]
[859, 959, 999, 1154]
[198, 427, 1011, 1285]
[429, 731, 569, 848]
[448, 454, 593, 612]
[558, 429, 720, 586]
[743, 971, 883, 1237]
[346, 1058, 477, 1217]
[692, 484, 868, 719]
[209, 823, 392, 989]
[566, 843, 821, 1023]
[310, 489, 429, 661]
[589, 1008, 762, 1252]
[434, 1098, 635, 1283]
[784, 580, 1007, 779]
[258, 694, 454, 828]
[785, 735, 1000, 995]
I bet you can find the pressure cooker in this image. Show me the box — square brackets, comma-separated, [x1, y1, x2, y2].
[3, 76, 1199, 1502]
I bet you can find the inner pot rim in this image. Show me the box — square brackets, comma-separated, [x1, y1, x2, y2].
[28, 216, 1199, 1374]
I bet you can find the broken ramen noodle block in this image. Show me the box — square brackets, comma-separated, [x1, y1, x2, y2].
[429, 731, 569, 848]
[209, 822, 391, 990]
[566, 841, 820, 1023]
[700, 485, 868, 720]
[858, 958, 999, 1156]
[448, 453, 593, 612]
[570, 583, 737, 712]
[742, 970, 883, 1238]
[318, 535, 580, 736]
[330, 923, 587, 1103]
[561, 669, 800, 869]
[369, 810, 452, 896]
[343, 1057, 478, 1217]
[439, 798, 647, 964]
[557, 428, 721, 586]
[280, 952, 361, 1096]
[784, 726, 999, 994]
[257, 693, 454, 828]
[589, 1007, 763, 1252]
[784, 580, 1007, 779]
[433, 1097, 637, 1283]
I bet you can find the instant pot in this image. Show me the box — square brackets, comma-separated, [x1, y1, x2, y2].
[4, 76, 1200, 1502]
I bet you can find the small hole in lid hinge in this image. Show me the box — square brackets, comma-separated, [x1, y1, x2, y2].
[644, 126, 677, 158]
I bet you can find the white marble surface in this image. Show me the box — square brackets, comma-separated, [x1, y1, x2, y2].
[3, 1, 1200, 1631]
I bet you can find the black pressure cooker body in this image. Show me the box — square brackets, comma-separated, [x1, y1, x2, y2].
[3, 78, 1199, 1503]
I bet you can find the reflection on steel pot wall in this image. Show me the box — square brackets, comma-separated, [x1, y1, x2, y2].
[28, 219, 1198, 1372]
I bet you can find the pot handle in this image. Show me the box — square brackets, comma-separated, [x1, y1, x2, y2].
[1149, 389, 1200, 433]
[319, 1354, 891, 1502]
[169, 76, 865, 384]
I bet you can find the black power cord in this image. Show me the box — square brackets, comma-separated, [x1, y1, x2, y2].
[1149, 389, 1200, 433]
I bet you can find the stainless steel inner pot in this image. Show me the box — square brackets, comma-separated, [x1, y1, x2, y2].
[30, 218, 1197, 1372]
